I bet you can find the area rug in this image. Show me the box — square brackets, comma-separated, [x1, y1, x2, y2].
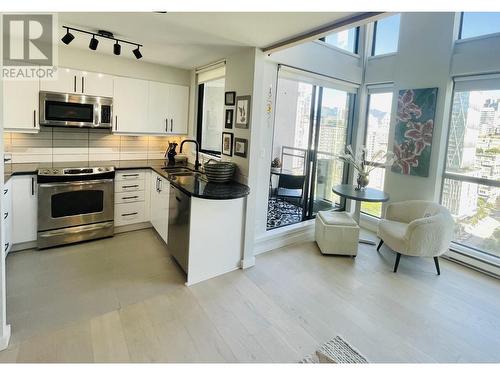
[267, 199, 303, 229]
[300, 336, 368, 363]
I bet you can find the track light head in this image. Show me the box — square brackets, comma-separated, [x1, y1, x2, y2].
[89, 35, 99, 50]
[113, 41, 121, 56]
[61, 29, 74, 45]
[133, 46, 142, 59]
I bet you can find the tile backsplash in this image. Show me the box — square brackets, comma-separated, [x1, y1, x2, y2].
[4, 128, 185, 163]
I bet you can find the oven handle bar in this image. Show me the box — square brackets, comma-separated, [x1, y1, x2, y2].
[38, 179, 114, 188]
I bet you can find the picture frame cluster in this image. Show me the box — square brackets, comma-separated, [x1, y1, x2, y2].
[222, 91, 249, 158]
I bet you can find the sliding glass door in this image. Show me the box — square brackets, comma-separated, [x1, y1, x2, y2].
[309, 87, 353, 216]
[267, 72, 356, 230]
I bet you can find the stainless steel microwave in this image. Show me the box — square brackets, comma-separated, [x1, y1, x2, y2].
[39, 91, 113, 129]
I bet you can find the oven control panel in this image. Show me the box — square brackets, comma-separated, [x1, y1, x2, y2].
[38, 166, 114, 177]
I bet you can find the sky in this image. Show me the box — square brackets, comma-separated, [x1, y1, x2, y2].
[461, 12, 500, 39]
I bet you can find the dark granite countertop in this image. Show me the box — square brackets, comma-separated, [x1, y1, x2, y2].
[4, 159, 250, 200]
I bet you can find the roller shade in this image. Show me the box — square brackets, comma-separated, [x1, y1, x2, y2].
[367, 83, 394, 94]
[454, 73, 500, 92]
[196, 61, 226, 84]
[278, 65, 359, 94]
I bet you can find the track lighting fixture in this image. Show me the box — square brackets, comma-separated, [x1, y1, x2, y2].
[133, 46, 142, 60]
[61, 26, 143, 59]
[61, 28, 75, 45]
[113, 41, 121, 56]
[89, 35, 99, 50]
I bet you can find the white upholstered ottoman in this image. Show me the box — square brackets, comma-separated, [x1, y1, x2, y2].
[315, 210, 359, 256]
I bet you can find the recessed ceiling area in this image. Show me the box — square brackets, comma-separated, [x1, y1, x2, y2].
[58, 12, 360, 69]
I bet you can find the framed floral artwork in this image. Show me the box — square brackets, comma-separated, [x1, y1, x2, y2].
[235, 95, 251, 129]
[391, 88, 438, 177]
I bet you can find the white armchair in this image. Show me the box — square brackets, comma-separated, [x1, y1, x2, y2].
[377, 200, 455, 274]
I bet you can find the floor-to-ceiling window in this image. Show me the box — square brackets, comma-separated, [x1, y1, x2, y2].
[361, 87, 394, 217]
[441, 75, 500, 260]
[267, 66, 357, 230]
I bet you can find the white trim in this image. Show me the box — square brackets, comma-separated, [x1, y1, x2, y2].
[240, 256, 256, 269]
[367, 51, 397, 61]
[0, 324, 11, 351]
[312, 40, 360, 59]
[254, 219, 315, 255]
[455, 31, 500, 45]
[195, 59, 226, 74]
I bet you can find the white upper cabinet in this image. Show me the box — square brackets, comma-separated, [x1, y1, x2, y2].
[40, 68, 113, 97]
[113, 76, 149, 134]
[79, 71, 114, 97]
[3, 78, 40, 132]
[40, 67, 79, 93]
[168, 84, 189, 134]
[148, 82, 189, 135]
[147, 81, 171, 134]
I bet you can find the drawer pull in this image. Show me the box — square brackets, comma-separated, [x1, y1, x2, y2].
[122, 196, 139, 200]
[4, 242, 9, 251]
[122, 174, 140, 177]
[122, 184, 139, 189]
[3, 212, 8, 220]
[3, 189, 8, 195]
[121, 212, 138, 217]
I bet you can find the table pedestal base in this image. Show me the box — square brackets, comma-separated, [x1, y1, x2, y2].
[353, 200, 376, 245]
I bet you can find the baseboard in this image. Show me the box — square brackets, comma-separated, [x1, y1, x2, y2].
[0, 324, 11, 351]
[254, 219, 315, 255]
[241, 256, 255, 269]
[11, 241, 37, 252]
[113, 222, 152, 234]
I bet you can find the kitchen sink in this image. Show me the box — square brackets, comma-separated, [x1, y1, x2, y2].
[162, 167, 192, 173]
[169, 171, 204, 178]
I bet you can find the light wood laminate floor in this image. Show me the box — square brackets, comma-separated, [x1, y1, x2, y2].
[1, 228, 499, 363]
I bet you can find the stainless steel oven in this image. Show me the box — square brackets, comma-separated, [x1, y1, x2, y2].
[39, 91, 112, 129]
[37, 166, 115, 249]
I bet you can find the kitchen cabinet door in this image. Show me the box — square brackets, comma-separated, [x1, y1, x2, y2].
[3, 78, 39, 132]
[147, 81, 171, 134]
[113, 76, 149, 134]
[12, 175, 37, 244]
[2, 179, 13, 256]
[80, 71, 114, 97]
[40, 67, 79, 93]
[150, 172, 169, 243]
[168, 84, 189, 134]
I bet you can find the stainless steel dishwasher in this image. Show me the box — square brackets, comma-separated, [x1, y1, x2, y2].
[168, 184, 191, 273]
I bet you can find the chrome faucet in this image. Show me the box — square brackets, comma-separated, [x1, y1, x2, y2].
[180, 139, 201, 170]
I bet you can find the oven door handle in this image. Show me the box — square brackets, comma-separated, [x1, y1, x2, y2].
[38, 179, 114, 188]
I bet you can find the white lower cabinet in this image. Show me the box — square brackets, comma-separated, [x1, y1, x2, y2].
[12, 175, 38, 245]
[150, 171, 169, 244]
[2, 179, 13, 257]
[114, 169, 150, 227]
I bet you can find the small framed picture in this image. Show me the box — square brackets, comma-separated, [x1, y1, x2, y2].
[235, 95, 251, 129]
[234, 137, 248, 158]
[222, 132, 233, 156]
[225, 109, 234, 129]
[225, 91, 236, 106]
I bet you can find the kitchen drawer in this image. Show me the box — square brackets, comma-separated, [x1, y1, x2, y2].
[115, 201, 146, 226]
[115, 190, 145, 204]
[115, 179, 145, 193]
[116, 170, 146, 181]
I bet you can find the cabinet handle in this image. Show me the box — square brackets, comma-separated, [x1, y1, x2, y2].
[74, 76, 77, 92]
[121, 212, 138, 217]
[82, 76, 84, 93]
[170, 119, 173, 132]
[175, 196, 181, 202]
[122, 184, 139, 189]
[115, 115, 118, 131]
[165, 118, 168, 132]
[122, 196, 139, 200]
[122, 173, 139, 177]
[33, 109, 36, 128]
[4, 243, 9, 251]
[31, 177, 35, 195]
[3, 212, 8, 220]
[3, 189, 8, 195]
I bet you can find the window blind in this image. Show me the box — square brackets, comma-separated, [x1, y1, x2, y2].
[453, 73, 500, 92]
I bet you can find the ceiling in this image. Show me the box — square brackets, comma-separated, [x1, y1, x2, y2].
[58, 12, 359, 70]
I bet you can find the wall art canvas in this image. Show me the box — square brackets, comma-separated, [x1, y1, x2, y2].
[391, 87, 438, 177]
[235, 95, 251, 128]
